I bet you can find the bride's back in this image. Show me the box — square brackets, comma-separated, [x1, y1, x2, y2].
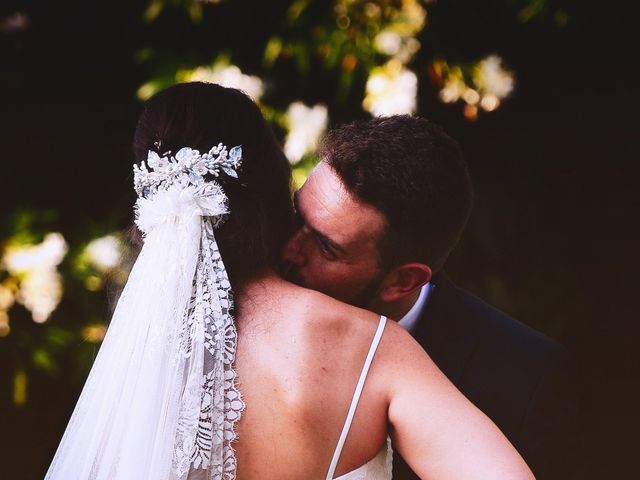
[233, 276, 390, 480]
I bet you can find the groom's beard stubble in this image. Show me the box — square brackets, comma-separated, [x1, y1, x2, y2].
[280, 261, 383, 310]
[350, 277, 384, 310]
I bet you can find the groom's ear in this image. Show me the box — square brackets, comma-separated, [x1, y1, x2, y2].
[376, 263, 432, 303]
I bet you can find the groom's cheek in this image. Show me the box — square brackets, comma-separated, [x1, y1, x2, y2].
[305, 264, 357, 301]
[293, 258, 329, 291]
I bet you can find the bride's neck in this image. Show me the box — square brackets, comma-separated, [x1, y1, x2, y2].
[234, 269, 291, 315]
[236, 269, 281, 294]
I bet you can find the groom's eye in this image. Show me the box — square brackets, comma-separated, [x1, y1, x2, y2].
[315, 236, 337, 260]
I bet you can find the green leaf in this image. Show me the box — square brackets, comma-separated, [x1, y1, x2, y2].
[144, 0, 165, 23]
[264, 36, 283, 67]
[32, 348, 59, 375]
[44, 326, 75, 348]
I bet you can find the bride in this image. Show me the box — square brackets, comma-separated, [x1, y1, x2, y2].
[45, 82, 533, 480]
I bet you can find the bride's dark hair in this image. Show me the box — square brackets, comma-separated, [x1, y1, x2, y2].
[133, 82, 294, 286]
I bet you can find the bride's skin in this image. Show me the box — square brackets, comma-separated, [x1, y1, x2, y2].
[233, 272, 534, 480]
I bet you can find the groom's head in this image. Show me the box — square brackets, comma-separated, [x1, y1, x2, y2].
[282, 115, 473, 317]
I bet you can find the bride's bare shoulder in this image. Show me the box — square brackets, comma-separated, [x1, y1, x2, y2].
[237, 275, 422, 364]
[296, 285, 380, 333]
[237, 276, 373, 329]
[269, 280, 423, 354]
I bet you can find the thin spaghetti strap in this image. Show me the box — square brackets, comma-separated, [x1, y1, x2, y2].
[325, 316, 388, 480]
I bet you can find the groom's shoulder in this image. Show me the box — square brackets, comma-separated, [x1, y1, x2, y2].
[464, 286, 558, 351]
[426, 272, 567, 368]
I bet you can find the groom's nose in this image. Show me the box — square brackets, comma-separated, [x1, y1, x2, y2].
[282, 227, 308, 267]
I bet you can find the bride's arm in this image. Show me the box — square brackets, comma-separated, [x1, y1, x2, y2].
[382, 323, 535, 479]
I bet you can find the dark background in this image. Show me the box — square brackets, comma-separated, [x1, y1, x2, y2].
[1, 1, 638, 477]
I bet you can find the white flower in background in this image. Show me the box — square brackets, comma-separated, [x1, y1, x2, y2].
[3, 233, 67, 275]
[17, 268, 64, 323]
[2, 233, 68, 323]
[400, 0, 428, 34]
[439, 75, 467, 103]
[284, 102, 329, 164]
[434, 56, 515, 118]
[363, 61, 417, 116]
[187, 64, 264, 102]
[374, 30, 421, 64]
[375, 30, 403, 56]
[85, 235, 122, 273]
[462, 88, 480, 105]
[473, 55, 514, 100]
[480, 94, 500, 112]
[372, 0, 425, 65]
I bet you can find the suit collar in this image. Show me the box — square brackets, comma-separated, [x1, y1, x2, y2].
[415, 271, 472, 341]
[412, 271, 482, 384]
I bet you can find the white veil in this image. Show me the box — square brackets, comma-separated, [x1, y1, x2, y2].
[45, 146, 245, 480]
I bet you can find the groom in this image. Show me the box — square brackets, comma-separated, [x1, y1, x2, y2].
[282, 115, 584, 479]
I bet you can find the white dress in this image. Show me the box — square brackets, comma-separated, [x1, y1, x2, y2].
[326, 316, 393, 480]
[333, 438, 393, 480]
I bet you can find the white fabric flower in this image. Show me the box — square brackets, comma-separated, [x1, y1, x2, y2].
[175, 147, 198, 168]
[146, 151, 169, 170]
[135, 183, 228, 234]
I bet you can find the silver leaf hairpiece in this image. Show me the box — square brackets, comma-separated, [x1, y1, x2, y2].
[133, 143, 242, 199]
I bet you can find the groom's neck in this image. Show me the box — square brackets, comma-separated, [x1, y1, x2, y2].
[369, 289, 421, 323]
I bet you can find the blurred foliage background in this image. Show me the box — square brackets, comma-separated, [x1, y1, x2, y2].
[1, 0, 638, 477]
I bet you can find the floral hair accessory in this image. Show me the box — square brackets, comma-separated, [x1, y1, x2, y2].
[133, 143, 242, 199]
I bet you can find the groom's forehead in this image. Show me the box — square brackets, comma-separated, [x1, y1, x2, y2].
[297, 164, 386, 247]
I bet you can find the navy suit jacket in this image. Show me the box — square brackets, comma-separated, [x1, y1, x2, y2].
[393, 272, 587, 480]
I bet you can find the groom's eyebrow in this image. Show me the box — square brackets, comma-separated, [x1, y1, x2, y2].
[294, 192, 346, 254]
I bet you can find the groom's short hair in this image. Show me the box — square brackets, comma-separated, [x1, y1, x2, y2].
[320, 115, 473, 272]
